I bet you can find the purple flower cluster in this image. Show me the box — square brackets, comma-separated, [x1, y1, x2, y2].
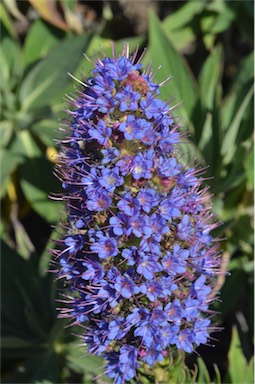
[54, 44, 222, 383]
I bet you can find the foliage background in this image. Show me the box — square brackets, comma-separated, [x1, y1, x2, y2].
[1, 0, 254, 383]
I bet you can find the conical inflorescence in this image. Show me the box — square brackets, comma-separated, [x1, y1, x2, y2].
[53, 44, 222, 384]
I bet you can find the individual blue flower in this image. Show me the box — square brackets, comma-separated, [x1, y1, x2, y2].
[164, 299, 183, 324]
[90, 236, 118, 258]
[158, 127, 180, 153]
[191, 275, 211, 300]
[122, 247, 140, 266]
[139, 120, 158, 145]
[150, 307, 168, 326]
[109, 213, 132, 236]
[64, 234, 84, 254]
[140, 234, 162, 255]
[137, 188, 160, 213]
[148, 213, 169, 235]
[159, 196, 181, 220]
[88, 119, 112, 145]
[116, 85, 141, 112]
[140, 281, 165, 302]
[116, 155, 135, 176]
[119, 345, 139, 381]
[99, 166, 124, 193]
[140, 93, 169, 120]
[86, 191, 112, 211]
[117, 193, 140, 216]
[108, 317, 129, 340]
[184, 297, 201, 320]
[130, 215, 152, 238]
[132, 150, 154, 180]
[82, 260, 105, 282]
[162, 246, 187, 276]
[114, 274, 139, 299]
[177, 214, 194, 241]
[134, 318, 156, 346]
[193, 318, 211, 346]
[176, 329, 194, 353]
[157, 156, 181, 178]
[142, 349, 164, 366]
[158, 324, 179, 348]
[118, 115, 144, 140]
[136, 255, 161, 280]
[126, 307, 150, 328]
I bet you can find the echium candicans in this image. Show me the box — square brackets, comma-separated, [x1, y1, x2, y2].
[52, 44, 222, 383]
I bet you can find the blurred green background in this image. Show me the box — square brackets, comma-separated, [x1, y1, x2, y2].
[0, 0, 254, 383]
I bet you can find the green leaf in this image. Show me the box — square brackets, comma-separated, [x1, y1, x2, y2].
[162, 1, 205, 51]
[66, 343, 108, 382]
[196, 358, 211, 384]
[0, 2, 16, 37]
[198, 45, 223, 112]
[12, 131, 63, 222]
[221, 85, 254, 164]
[23, 19, 63, 67]
[19, 156, 63, 223]
[30, 119, 60, 147]
[245, 145, 254, 190]
[0, 35, 21, 87]
[178, 138, 205, 167]
[149, 11, 199, 133]
[209, 11, 235, 34]
[0, 148, 23, 197]
[162, 1, 205, 29]
[3, 349, 63, 383]
[221, 53, 254, 133]
[228, 326, 252, 383]
[19, 34, 92, 111]
[39, 225, 64, 277]
[0, 120, 13, 148]
[1, 242, 52, 344]
[12, 130, 42, 157]
[197, 45, 223, 168]
[2, 336, 43, 350]
[200, 4, 235, 34]
[243, 357, 255, 384]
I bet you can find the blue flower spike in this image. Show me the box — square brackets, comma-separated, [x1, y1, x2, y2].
[53, 43, 222, 383]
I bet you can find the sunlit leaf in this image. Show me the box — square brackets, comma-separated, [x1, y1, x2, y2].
[19, 34, 92, 111]
[30, 119, 60, 147]
[161, 1, 205, 51]
[221, 52, 254, 134]
[196, 358, 211, 383]
[66, 343, 108, 382]
[228, 326, 251, 383]
[198, 45, 223, 112]
[23, 19, 63, 67]
[162, 1, 205, 30]
[149, 11, 199, 133]
[221, 85, 254, 164]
